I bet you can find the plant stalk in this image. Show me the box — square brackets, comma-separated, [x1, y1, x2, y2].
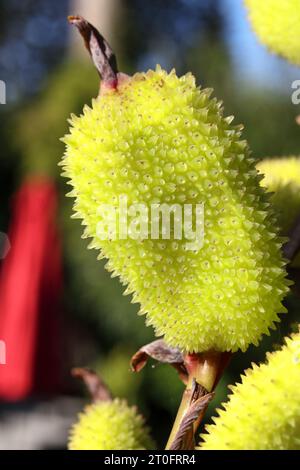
[165, 351, 231, 450]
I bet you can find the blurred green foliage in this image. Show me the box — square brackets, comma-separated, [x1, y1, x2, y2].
[16, 62, 98, 177]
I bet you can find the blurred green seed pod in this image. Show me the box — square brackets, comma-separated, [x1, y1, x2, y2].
[257, 157, 300, 266]
[62, 18, 289, 354]
[199, 331, 300, 450]
[257, 157, 300, 234]
[69, 398, 153, 450]
[244, 0, 300, 65]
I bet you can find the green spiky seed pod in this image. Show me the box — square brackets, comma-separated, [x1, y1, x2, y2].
[69, 399, 153, 450]
[245, 0, 300, 65]
[62, 18, 289, 353]
[257, 157, 300, 234]
[199, 331, 300, 450]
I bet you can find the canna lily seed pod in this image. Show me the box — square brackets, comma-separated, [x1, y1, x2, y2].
[62, 16, 289, 354]
[244, 0, 300, 65]
[69, 398, 153, 450]
[199, 331, 300, 450]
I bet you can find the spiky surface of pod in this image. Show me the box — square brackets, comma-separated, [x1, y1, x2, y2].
[245, 0, 300, 65]
[200, 332, 300, 450]
[257, 157, 300, 234]
[68, 399, 153, 450]
[62, 67, 288, 353]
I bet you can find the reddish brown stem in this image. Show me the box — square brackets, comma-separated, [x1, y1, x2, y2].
[71, 367, 112, 403]
[68, 15, 118, 89]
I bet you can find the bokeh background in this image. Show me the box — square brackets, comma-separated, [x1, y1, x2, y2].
[0, 0, 299, 449]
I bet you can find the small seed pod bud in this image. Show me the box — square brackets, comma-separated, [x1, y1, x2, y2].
[199, 331, 300, 450]
[62, 17, 289, 354]
[245, 0, 300, 65]
[257, 157, 300, 234]
[69, 398, 153, 450]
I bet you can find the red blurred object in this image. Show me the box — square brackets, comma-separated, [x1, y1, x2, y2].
[0, 178, 62, 401]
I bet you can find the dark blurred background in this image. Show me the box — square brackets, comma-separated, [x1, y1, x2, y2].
[0, 0, 299, 449]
